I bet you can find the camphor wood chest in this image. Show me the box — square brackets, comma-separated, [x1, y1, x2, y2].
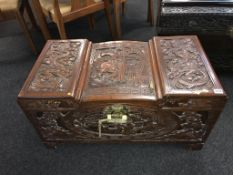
[18, 36, 227, 150]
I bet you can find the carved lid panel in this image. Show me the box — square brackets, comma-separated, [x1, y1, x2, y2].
[81, 41, 157, 102]
[18, 39, 90, 99]
[18, 36, 226, 103]
[152, 36, 226, 96]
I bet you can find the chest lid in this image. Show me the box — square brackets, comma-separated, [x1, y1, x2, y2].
[80, 41, 157, 102]
[18, 36, 226, 104]
[18, 39, 91, 99]
[150, 35, 226, 97]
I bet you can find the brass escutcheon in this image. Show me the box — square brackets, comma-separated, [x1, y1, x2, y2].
[98, 104, 129, 138]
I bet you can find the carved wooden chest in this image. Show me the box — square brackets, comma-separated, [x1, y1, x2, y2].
[18, 36, 227, 150]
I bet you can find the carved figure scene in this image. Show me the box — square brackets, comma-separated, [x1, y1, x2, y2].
[87, 42, 154, 95]
[89, 44, 147, 86]
[33, 105, 207, 142]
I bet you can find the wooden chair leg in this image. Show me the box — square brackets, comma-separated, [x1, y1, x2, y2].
[155, 0, 162, 28]
[104, 0, 116, 39]
[147, 0, 151, 22]
[0, 9, 4, 20]
[187, 143, 204, 150]
[122, 1, 126, 16]
[52, 0, 67, 39]
[114, 0, 121, 39]
[88, 14, 95, 31]
[56, 21, 67, 39]
[31, 0, 51, 40]
[16, 11, 37, 53]
[148, 0, 155, 26]
[25, 0, 38, 30]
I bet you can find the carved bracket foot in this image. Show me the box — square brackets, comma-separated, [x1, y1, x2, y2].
[187, 143, 204, 150]
[44, 142, 57, 149]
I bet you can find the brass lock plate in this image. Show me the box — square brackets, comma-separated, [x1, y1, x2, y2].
[98, 104, 130, 137]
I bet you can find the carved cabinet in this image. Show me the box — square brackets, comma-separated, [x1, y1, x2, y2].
[18, 36, 227, 150]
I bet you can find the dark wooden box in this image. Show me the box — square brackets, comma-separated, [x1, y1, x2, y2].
[18, 36, 227, 150]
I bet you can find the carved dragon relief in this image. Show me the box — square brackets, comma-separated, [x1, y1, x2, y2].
[28, 41, 82, 92]
[159, 38, 214, 91]
[32, 107, 207, 141]
[84, 42, 155, 96]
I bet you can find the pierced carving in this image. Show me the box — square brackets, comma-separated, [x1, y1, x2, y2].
[83, 42, 155, 96]
[159, 38, 214, 91]
[28, 41, 82, 92]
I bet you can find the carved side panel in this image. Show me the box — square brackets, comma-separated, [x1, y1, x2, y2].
[160, 111, 207, 141]
[82, 41, 155, 99]
[158, 38, 214, 93]
[29, 111, 75, 140]
[28, 40, 84, 92]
